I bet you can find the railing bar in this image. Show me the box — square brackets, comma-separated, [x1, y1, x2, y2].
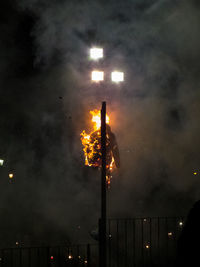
[117, 220, 119, 267]
[125, 220, 128, 267]
[108, 219, 111, 267]
[141, 218, 144, 267]
[133, 219, 136, 267]
[149, 218, 152, 265]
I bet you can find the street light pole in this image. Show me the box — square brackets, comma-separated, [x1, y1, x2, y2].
[89, 47, 124, 267]
[99, 101, 107, 267]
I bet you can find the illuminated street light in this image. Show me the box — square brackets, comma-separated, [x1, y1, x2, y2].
[91, 71, 104, 82]
[0, 159, 4, 166]
[111, 71, 124, 83]
[90, 47, 103, 60]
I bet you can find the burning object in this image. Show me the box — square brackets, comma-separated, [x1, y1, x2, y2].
[81, 109, 120, 187]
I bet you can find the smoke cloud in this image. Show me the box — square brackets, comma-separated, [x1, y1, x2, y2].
[0, 0, 200, 246]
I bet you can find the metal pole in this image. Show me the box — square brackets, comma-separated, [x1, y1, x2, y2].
[99, 101, 107, 267]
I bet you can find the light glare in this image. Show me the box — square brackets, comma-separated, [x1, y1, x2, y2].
[0, 159, 4, 166]
[91, 71, 104, 82]
[90, 48, 103, 60]
[111, 71, 124, 82]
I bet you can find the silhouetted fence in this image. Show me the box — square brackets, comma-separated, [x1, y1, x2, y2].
[107, 217, 185, 267]
[0, 243, 98, 267]
[0, 216, 185, 267]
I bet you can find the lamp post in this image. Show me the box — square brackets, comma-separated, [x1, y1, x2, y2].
[99, 101, 107, 267]
[89, 47, 124, 267]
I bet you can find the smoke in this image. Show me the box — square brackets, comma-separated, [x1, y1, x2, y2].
[0, 0, 200, 245]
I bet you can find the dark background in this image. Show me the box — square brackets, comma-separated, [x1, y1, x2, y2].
[0, 0, 200, 247]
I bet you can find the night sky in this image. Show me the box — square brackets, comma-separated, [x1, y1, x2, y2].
[0, 0, 200, 246]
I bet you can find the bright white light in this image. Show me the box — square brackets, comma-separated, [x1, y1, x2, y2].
[90, 48, 103, 60]
[0, 159, 4, 166]
[111, 71, 124, 82]
[179, 221, 183, 226]
[91, 71, 104, 82]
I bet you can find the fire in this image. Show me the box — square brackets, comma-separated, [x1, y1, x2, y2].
[90, 110, 109, 131]
[80, 109, 120, 187]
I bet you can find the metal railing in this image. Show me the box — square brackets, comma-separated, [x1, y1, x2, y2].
[107, 217, 185, 267]
[0, 216, 185, 267]
[0, 244, 98, 267]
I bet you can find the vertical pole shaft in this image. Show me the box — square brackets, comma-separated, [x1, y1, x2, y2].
[100, 101, 107, 267]
[87, 244, 91, 267]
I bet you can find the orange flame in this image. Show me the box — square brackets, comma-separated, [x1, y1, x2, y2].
[80, 109, 114, 188]
[90, 110, 109, 131]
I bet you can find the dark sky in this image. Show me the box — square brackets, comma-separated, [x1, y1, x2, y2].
[0, 0, 200, 246]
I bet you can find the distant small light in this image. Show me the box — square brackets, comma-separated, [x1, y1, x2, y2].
[109, 234, 112, 238]
[84, 260, 88, 264]
[0, 159, 4, 166]
[111, 71, 124, 83]
[0, 257, 2, 261]
[16, 241, 19, 246]
[91, 71, 104, 82]
[78, 256, 81, 259]
[145, 244, 150, 249]
[179, 221, 183, 226]
[9, 173, 14, 179]
[194, 172, 197, 175]
[143, 218, 147, 222]
[168, 232, 173, 237]
[68, 255, 73, 260]
[50, 256, 54, 260]
[90, 48, 103, 60]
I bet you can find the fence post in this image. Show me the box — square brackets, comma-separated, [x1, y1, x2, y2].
[87, 244, 91, 267]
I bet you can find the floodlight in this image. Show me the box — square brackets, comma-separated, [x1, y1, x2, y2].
[0, 159, 4, 166]
[90, 48, 103, 60]
[111, 71, 124, 82]
[91, 71, 104, 82]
